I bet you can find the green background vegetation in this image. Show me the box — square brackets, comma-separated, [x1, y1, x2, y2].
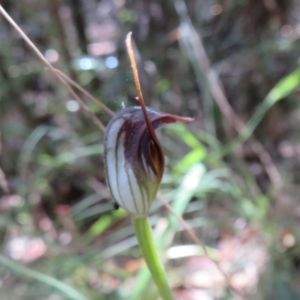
[1, 0, 300, 299]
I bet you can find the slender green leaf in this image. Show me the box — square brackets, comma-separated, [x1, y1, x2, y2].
[0, 255, 90, 300]
[240, 67, 300, 142]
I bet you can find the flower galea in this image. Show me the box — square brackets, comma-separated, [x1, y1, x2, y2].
[104, 105, 192, 216]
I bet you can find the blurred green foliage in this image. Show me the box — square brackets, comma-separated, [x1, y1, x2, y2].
[1, 0, 300, 299]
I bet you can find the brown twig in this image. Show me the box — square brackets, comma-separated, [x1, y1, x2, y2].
[157, 193, 243, 294]
[52, 68, 114, 117]
[0, 5, 107, 133]
[174, 0, 282, 191]
[47, 0, 78, 80]
[68, 0, 88, 54]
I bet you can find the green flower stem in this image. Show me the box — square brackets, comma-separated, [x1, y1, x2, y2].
[132, 216, 174, 300]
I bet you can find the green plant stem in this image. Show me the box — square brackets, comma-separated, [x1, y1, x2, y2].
[132, 216, 174, 300]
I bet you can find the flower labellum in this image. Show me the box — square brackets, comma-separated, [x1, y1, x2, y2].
[104, 32, 193, 216]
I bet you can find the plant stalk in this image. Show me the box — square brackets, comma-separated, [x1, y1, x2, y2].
[132, 216, 174, 300]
